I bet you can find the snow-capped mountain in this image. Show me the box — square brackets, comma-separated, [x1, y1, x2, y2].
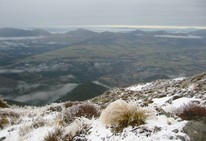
[0, 72, 206, 141]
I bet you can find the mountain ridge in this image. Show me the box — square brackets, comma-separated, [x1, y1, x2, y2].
[0, 28, 51, 37]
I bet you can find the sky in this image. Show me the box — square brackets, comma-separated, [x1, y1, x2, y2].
[0, 0, 205, 28]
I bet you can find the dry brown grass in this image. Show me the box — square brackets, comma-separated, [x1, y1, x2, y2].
[175, 103, 206, 120]
[44, 128, 62, 141]
[63, 102, 100, 124]
[0, 99, 9, 108]
[0, 116, 9, 129]
[0, 110, 19, 129]
[100, 99, 149, 132]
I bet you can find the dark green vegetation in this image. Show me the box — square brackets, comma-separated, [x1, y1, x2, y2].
[56, 82, 107, 102]
[0, 28, 206, 106]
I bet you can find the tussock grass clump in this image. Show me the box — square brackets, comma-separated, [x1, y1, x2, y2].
[0, 111, 19, 129]
[0, 99, 9, 108]
[44, 119, 89, 141]
[0, 116, 9, 129]
[44, 128, 62, 141]
[100, 99, 149, 132]
[175, 103, 206, 120]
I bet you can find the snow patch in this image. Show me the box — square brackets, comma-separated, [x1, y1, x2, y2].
[126, 83, 152, 91]
[173, 77, 186, 81]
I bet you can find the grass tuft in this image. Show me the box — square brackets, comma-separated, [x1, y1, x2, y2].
[175, 103, 206, 120]
[0, 99, 9, 108]
[44, 128, 62, 141]
[100, 99, 149, 132]
[63, 102, 100, 124]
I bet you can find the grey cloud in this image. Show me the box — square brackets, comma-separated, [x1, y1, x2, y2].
[0, 0, 205, 27]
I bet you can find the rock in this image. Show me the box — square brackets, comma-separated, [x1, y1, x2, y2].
[172, 129, 178, 133]
[172, 95, 182, 100]
[154, 126, 161, 132]
[169, 136, 174, 140]
[183, 117, 206, 141]
[0, 137, 6, 141]
[176, 135, 186, 141]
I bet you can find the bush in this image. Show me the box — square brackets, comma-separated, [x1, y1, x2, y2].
[64, 101, 83, 108]
[100, 99, 149, 132]
[63, 102, 100, 124]
[175, 103, 206, 120]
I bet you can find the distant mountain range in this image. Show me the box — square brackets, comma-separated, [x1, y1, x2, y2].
[0, 27, 206, 37]
[0, 28, 51, 37]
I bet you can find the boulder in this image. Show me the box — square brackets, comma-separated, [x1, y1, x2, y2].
[183, 117, 206, 141]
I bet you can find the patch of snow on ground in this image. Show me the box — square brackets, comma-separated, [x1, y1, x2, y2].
[126, 83, 152, 91]
[152, 96, 201, 113]
[162, 97, 201, 113]
[152, 96, 173, 106]
[22, 126, 54, 141]
[188, 84, 195, 91]
[173, 77, 186, 81]
[0, 125, 20, 141]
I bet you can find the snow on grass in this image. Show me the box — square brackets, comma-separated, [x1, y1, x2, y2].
[86, 115, 188, 141]
[126, 82, 152, 91]
[145, 115, 189, 141]
[0, 124, 20, 141]
[21, 126, 54, 141]
[0, 99, 191, 141]
[2, 73, 203, 141]
[0, 103, 61, 141]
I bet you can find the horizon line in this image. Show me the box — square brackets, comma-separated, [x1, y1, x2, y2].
[37, 25, 206, 29]
[1, 25, 206, 30]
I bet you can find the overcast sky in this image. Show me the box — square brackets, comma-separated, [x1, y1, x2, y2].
[0, 0, 205, 28]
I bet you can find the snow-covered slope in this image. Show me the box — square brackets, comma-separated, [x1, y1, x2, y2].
[0, 72, 206, 141]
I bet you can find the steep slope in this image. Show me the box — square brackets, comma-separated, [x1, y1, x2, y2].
[0, 72, 205, 141]
[91, 72, 206, 108]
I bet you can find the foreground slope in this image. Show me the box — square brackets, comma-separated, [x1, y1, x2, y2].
[0, 72, 206, 141]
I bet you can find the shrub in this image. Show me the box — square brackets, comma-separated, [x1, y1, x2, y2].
[175, 103, 206, 120]
[100, 99, 149, 132]
[63, 102, 100, 124]
[64, 101, 83, 108]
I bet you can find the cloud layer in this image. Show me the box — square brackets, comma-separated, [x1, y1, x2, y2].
[0, 0, 205, 27]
